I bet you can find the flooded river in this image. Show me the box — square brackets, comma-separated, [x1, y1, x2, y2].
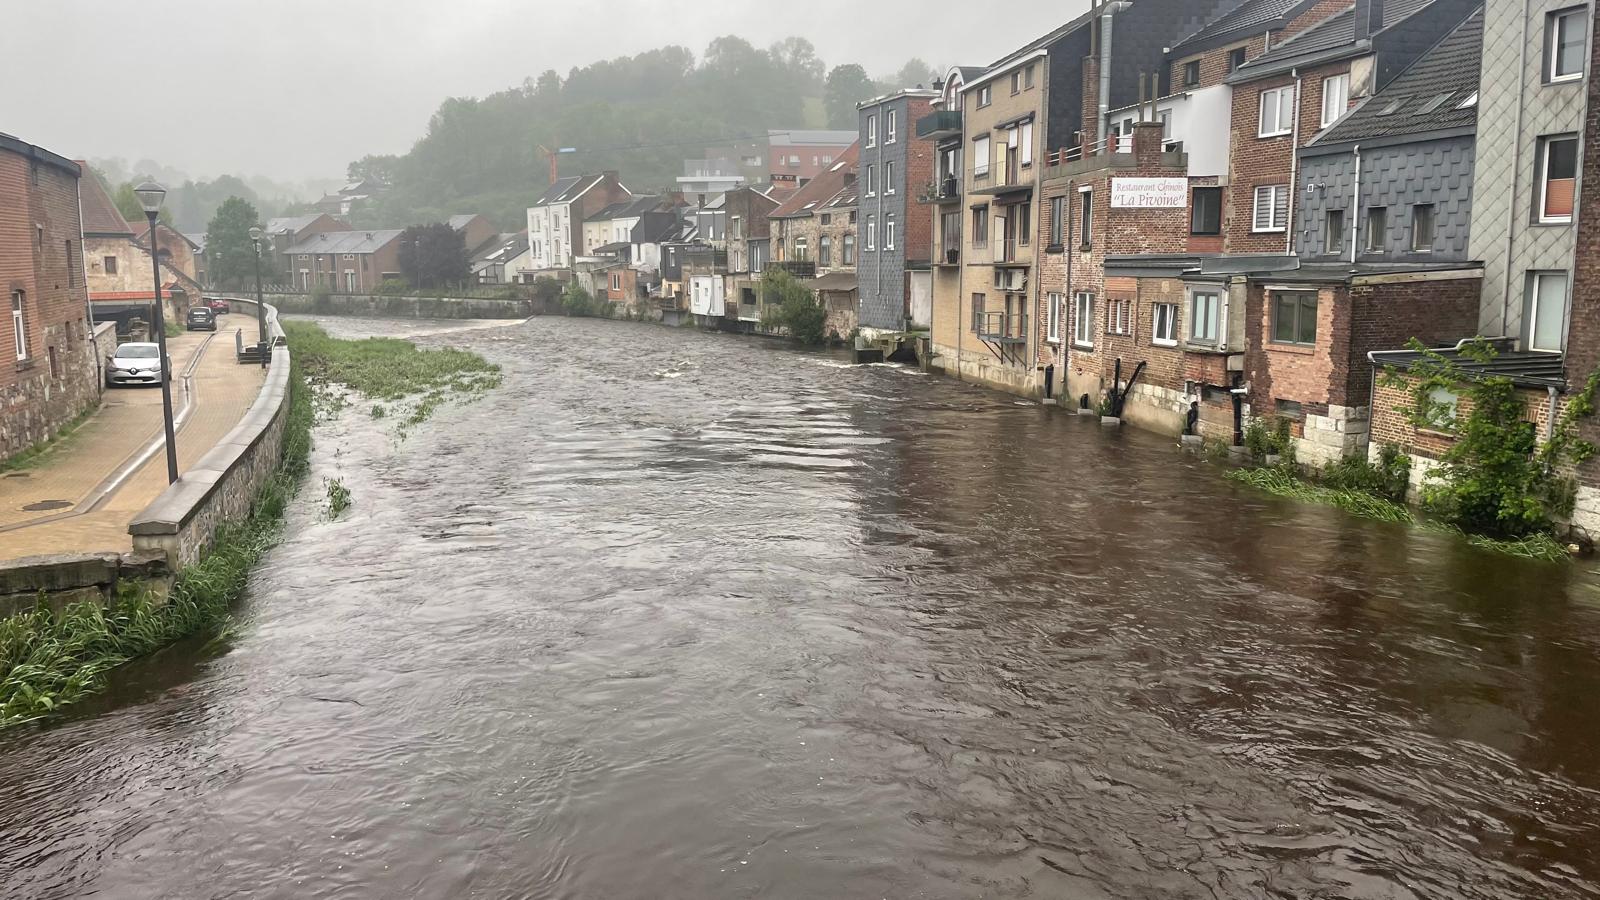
[5, 315, 1600, 899]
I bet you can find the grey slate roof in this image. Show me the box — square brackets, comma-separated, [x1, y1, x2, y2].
[1171, 0, 1316, 51]
[1233, 0, 1434, 75]
[592, 195, 665, 221]
[767, 129, 858, 146]
[1313, 9, 1481, 146]
[265, 214, 323, 236]
[447, 214, 481, 230]
[283, 229, 404, 255]
[473, 233, 528, 264]
[1369, 338, 1566, 388]
[533, 174, 609, 207]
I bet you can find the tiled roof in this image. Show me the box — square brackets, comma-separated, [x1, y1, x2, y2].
[1314, 9, 1480, 145]
[767, 129, 858, 147]
[77, 166, 133, 237]
[771, 142, 861, 219]
[1234, 0, 1435, 74]
[283, 229, 405, 255]
[265, 214, 324, 236]
[1369, 337, 1566, 388]
[473, 233, 529, 264]
[592, 195, 665, 221]
[447, 214, 482, 230]
[534, 174, 613, 206]
[1171, 0, 1316, 50]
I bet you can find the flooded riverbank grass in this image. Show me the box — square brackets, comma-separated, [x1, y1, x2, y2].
[0, 358, 314, 728]
[283, 320, 501, 419]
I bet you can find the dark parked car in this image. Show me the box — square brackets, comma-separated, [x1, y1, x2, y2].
[186, 306, 217, 331]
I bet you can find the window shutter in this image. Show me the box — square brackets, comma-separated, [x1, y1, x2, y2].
[1021, 122, 1034, 165]
[1273, 186, 1288, 229]
[1254, 188, 1271, 230]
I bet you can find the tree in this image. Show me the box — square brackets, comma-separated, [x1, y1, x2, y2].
[347, 154, 399, 186]
[758, 269, 827, 345]
[204, 197, 263, 290]
[397, 222, 469, 290]
[770, 37, 825, 91]
[889, 58, 939, 91]
[825, 64, 877, 129]
[111, 181, 173, 227]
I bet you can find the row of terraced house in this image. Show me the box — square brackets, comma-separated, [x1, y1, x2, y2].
[511, 0, 1599, 528]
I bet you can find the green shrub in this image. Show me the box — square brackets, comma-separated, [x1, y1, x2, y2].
[1322, 445, 1411, 502]
[375, 277, 410, 296]
[758, 269, 827, 346]
[310, 284, 333, 312]
[1243, 418, 1272, 460]
[560, 281, 608, 318]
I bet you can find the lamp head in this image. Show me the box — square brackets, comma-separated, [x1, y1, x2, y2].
[249, 226, 263, 242]
[133, 181, 166, 216]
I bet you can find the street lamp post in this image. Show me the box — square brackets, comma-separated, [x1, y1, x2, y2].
[249, 226, 268, 368]
[134, 181, 180, 485]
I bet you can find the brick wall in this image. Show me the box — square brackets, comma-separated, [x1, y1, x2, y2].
[1568, 30, 1600, 492]
[1345, 273, 1481, 400]
[0, 142, 100, 462]
[1168, 35, 1266, 93]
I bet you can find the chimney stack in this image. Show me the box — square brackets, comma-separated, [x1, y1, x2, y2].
[1354, 0, 1383, 42]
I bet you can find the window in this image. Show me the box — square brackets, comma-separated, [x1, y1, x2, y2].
[1011, 71, 1023, 94]
[35, 225, 43, 250]
[820, 235, 832, 267]
[1325, 209, 1346, 254]
[1106, 298, 1131, 335]
[1047, 292, 1063, 343]
[1271, 291, 1318, 345]
[1258, 86, 1295, 137]
[843, 234, 856, 265]
[1276, 399, 1305, 421]
[1417, 93, 1453, 114]
[346, 271, 357, 292]
[730, 215, 742, 239]
[11, 291, 26, 359]
[1020, 121, 1034, 167]
[795, 236, 809, 260]
[103, 255, 118, 275]
[972, 293, 986, 332]
[1378, 96, 1409, 116]
[1366, 207, 1387, 251]
[1050, 196, 1065, 246]
[978, 85, 992, 107]
[1539, 135, 1578, 222]
[1183, 60, 1200, 86]
[48, 345, 59, 379]
[1457, 91, 1478, 109]
[1191, 187, 1222, 235]
[1073, 293, 1095, 347]
[1025, 64, 1036, 88]
[1320, 74, 1350, 127]
[973, 135, 991, 177]
[1526, 271, 1569, 351]
[866, 215, 877, 251]
[972, 206, 989, 246]
[1189, 290, 1219, 344]
[867, 114, 877, 147]
[1252, 185, 1288, 232]
[1229, 47, 1247, 72]
[821, 213, 832, 226]
[885, 161, 896, 194]
[1548, 6, 1588, 82]
[865, 164, 875, 197]
[885, 214, 897, 250]
[1411, 203, 1435, 251]
[887, 110, 897, 143]
[1153, 302, 1178, 346]
[1079, 189, 1093, 248]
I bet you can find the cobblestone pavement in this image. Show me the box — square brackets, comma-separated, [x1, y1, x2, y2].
[0, 315, 268, 559]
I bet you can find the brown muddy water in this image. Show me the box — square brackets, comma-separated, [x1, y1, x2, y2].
[4, 315, 1600, 899]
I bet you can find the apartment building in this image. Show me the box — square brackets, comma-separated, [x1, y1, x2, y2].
[771, 143, 861, 337]
[281, 229, 405, 293]
[526, 171, 631, 274]
[264, 213, 349, 284]
[0, 134, 102, 462]
[856, 90, 938, 335]
[724, 186, 783, 327]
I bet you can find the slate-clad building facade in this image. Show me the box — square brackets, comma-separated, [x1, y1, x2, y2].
[856, 90, 937, 333]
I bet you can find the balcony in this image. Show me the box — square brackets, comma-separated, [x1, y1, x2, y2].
[916, 110, 963, 140]
[975, 310, 1026, 344]
[937, 246, 960, 267]
[772, 259, 816, 279]
[919, 175, 962, 205]
[971, 162, 1034, 197]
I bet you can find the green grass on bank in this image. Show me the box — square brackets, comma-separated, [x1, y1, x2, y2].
[0, 357, 314, 728]
[1226, 466, 1570, 562]
[282, 320, 501, 417]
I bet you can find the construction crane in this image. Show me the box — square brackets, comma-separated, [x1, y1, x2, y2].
[538, 144, 577, 184]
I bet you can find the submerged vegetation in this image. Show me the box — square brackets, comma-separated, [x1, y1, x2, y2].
[0, 356, 315, 727]
[282, 320, 502, 423]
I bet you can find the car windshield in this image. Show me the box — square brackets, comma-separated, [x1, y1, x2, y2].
[117, 346, 159, 359]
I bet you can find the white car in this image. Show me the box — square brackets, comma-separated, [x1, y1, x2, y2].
[106, 342, 165, 387]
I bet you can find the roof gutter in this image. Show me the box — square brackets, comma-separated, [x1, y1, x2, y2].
[1226, 40, 1372, 84]
[958, 50, 1049, 93]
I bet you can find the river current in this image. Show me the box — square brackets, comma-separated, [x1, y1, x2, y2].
[4, 315, 1600, 899]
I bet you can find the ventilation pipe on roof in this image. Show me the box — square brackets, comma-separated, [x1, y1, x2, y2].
[1099, 2, 1132, 149]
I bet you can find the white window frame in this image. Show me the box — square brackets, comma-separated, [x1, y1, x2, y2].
[1047, 292, 1063, 343]
[887, 109, 898, 143]
[866, 214, 877, 251]
[885, 214, 897, 250]
[1549, 6, 1588, 83]
[865, 164, 876, 197]
[885, 161, 896, 195]
[1258, 86, 1294, 137]
[978, 85, 992, 107]
[345, 270, 357, 292]
[1188, 289, 1220, 345]
[1105, 298, 1131, 335]
[1152, 302, 1178, 346]
[11, 290, 27, 360]
[1538, 135, 1578, 224]
[1527, 271, 1569, 352]
[1078, 186, 1093, 248]
[1073, 292, 1095, 348]
[1021, 121, 1034, 167]
[1320, 74, 1350, 127]
[973, 136, 991, 178]
[867, 115, 877, 147]
[1253, 185, 1288, 232]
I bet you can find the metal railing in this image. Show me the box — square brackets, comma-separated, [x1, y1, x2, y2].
[976, 310, 1027, 343]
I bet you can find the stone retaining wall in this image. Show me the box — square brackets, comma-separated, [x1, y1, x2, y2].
[128, 299, 290, 568]
[263, 292, 534, 319]
[0, 550, 171, 619]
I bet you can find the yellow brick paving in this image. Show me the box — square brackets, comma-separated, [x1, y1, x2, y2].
[0, 315, 267, 559]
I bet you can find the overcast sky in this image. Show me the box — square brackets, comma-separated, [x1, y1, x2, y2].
[1, 0, 1086, 183]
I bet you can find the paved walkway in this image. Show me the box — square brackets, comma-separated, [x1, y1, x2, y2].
[0, 315, 268, 559]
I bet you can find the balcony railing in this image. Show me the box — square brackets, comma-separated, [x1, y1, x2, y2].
[916, 110, 963, 140]
[772, 259, 816, 278]
[976, 310, 1027, 344]
[938, 245, 960, 266]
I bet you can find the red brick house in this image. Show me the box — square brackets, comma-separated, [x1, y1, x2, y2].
[0, 134, 105, 462]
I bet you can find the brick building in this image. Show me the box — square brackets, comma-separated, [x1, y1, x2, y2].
[526, 171, 632, 275]
[280, 229, 405, 293]
[263, 213, 349, 284]
[0, 134, 104, 463]
[856, 90, 938, 334]
[78, 166, 195, 328]
[771, 143, 861, 338]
